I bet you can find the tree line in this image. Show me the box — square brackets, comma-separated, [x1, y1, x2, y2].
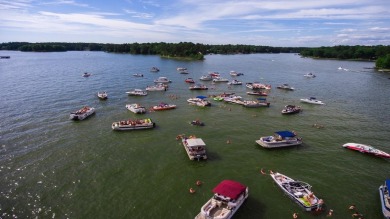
[1, 42, 389, 68]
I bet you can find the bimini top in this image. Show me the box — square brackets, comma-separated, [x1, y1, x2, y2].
[212, 180, 247, 200]
[196, 95, 208, 99]
[386, 179, 390, 188]
[186, 138, 206, 147]
[275, 131, 296, 138]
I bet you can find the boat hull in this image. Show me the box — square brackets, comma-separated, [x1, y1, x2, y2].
[343, 143, 390, 158]
[379, 184, 390, 218]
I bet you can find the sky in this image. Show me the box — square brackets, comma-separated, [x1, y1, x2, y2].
[0, 0, 389, 47]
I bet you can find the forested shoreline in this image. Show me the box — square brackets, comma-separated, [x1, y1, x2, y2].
[1, 42, 390, 68]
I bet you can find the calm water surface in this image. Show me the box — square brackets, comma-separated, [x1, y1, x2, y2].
[0, 51, 390, 219]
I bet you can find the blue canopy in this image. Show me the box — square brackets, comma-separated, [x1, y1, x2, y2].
[196, 95, 207, 99]
[386, 179, 390, 188]
[275, 131, 296, 138]
[257, 98, 267, 101]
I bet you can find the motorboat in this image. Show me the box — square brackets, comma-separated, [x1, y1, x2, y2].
[126, 103, 146, 114]
[300, 97, 325, 105]
[187, 96, 211, 107]
[146, 84, 167, 91]
[150, 67, 160, 72]
[246, 91, 268, 96]
[212, 77, 229, 83]
[190, 120, 205, 126]
[270, 172, 323, 211]
[189, 84, 208, 90]
[342, 143, 390, 159]
[133, 73, 143, 77]
[153, 77, 171, 83]
[379, 179, 390, 218]
[179, 70, 190, 74]
[223, 95, 244, 105]
[256, 130, 302, 148]
[304, 72, 316, 78]
[227, 79, 242, 85]
[185, 78, 195, 83]
[195, 180, 248, 219]
[126, 89, 148, 96]
[200, 75, 213, 81]
[281, 105, 301, 114]
[229, 71, 244, 76]
[151, 103, 176, 111]
[97, 91, 108, 100]
[208, 72, 220, 78]
[277, 84, 295, 91]
[179, 135, 207, 160]
[245, 82, 271, 90]
[177, 67, 187, 71]
[69, 106, 95, 120]
[242, 98, 270, 108]
[82, 72, 91, 77]
[112, 118, 155, 131]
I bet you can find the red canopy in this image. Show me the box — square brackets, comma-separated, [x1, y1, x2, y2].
[212, 180, 247, 200]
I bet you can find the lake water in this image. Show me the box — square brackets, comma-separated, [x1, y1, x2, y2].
[0, 51, 389, 219]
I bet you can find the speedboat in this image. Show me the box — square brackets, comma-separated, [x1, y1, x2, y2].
[246, 91, 268, 96]
[304, 72, 316, 78]
[177, 67, 187, 71]
[189, 84, 208, 90]
[185, 78, 195, 83]
[281, 105, 301, 114]
[133, 73, 143, 77]
[82, 72, 91, 77]
[300, 97, 324, 105]
[342, 143, 390, 159]
[270, 172, 323, 211]
[153, 77, 171, 83]
[277, 84, 295, 91]
[190, 120, 205, 126]
[227, 79, 242, 85]
[208, 72, 220, 78]
[195, 180, 248, 219]
[200, 75, 213, 81]
[151, 103, 176, 111]
[146, 84, 167, 91]
[97, 91, 108, 100]
[256, 130, 302, 148]
[212, 77, 229, 83]
[112, 118, 155, 131]
[150, 67, 160, 72]
[69, 106, 95, 120]
[246, 82, 271, 90]
[379, 179, 390, 218]
[187, 96, 211, 107]
[179, 135, 207, 160]
[242, 99, 270, 108]
[126, 89, 148, 96]
[126, 103, 146, 114]
[229, 71, 244, 76]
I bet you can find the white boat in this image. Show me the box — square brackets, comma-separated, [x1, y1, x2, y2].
[342, 143, 390, 159]
[195, 180, 248, 219]
[153, 77, 171, 83]
[270, 172, 323, 211]
[242, 99, 270, 108]
[200, 75, 213, 81]
[277, 84, 295, 91]
[112, 118, 155, 131]
[177, 67, 187, 71]
[146, 84, 167, 91]
[304, 72, 316, 78]
[212, 77, 229, 83]
[82, 72, 91, 77]
[227, 79, 242, 85]
[281, 105, 301, 114]
[180, 136, 207, 160]
[187, 96, 211, 107]
[97, 91, 108, 100]
[133, 73, 143, 77]
[126, 89, 148, 96]
[189, 84, 208, 90]
[151, 103, 176, 111]
[229, 71, 244, 76]
[256, 130, 302, 148]
[150, 67, 160, 72]
[245, 82, 271, 90]
[379, 179, 390, 219]
[300, 97, 325, 105]
[126, 103, 146, 114]
[69, 106, 95, 120]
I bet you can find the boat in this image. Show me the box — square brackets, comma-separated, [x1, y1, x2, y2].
[270, 172, 323, 211]
[245, 82, 271, 90]
[227, 79, 242, 85]
[69, 106, 95, 120]
[212, 77, 229, 83]
[146, 84, 167, 91]
[187, 96, 211, 107]
[112, 118, 155, 131]
[195, 180, 248, 219]
[300, 97, 325, 105]
[126, 103, 146, 114]
[153, 77, 171, 83]
[342, 143, 390, 159]
[177, 67, 187, 71]
[97, 91, 108, 100]
[150, 67, 160, 72]
[281, 105, 301, 114]
[246, 91, 268, 96]
[185, 78, 195, 83]
[126, 89, 148, 96]
[229, 71, 244, 76]
[277, 84, 295, 91]
[200, 75, 213, 81]
[133, 73, 143, 77]
[151, 103, 176, 111]
[179, 70, 190, 74]
[304, 72, 316, 78]
[82, 72, 91, 77]
[379, 179, 390, 219]
[256, 130, 302, 148]
[242, 98, 270, 107]
[179, 135, 207, 160]
[189, 84, 208, 90]
[0, 56, 10, 59]
[190, 120, 205, 126]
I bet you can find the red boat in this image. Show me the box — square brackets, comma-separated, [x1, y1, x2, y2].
[185, 78, 195, 83]
[343, 143, 390, 158]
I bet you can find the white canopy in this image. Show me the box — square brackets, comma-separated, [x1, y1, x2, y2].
[186, 138, 206, 147]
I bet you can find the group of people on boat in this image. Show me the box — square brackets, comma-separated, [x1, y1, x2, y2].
[74, 106, 91, 114]
[119, 119, 147, 126]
